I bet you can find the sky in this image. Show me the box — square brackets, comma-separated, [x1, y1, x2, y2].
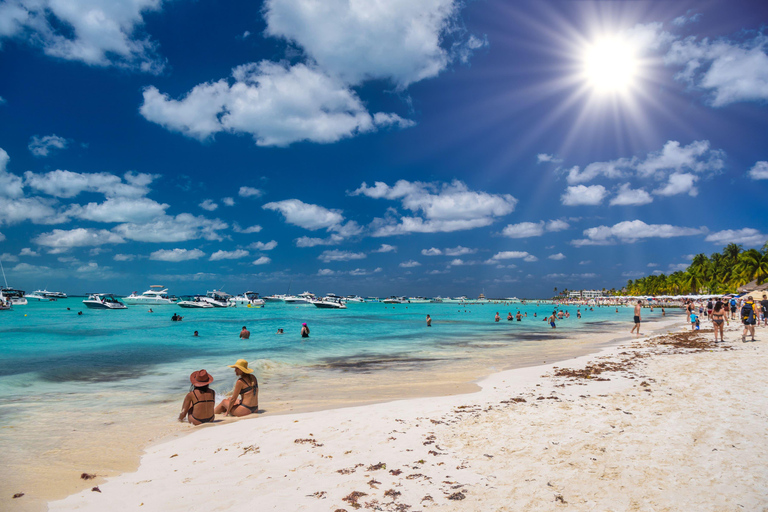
[0, 0, 767, 298]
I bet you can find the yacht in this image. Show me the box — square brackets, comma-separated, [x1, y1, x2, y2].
[123, 285, 177, 305]
[345, 295, 365, 303]
[34, 289, 67, 299]
[262, 294, 286, 302]
[25, 291, 48, 301]
[407, 296, 430, 304]
[284, 291, 315, 304]
[311, 295, 347, 309]
[1, 288, 27, 306]
[0, 290, 11, 310]
[382, 296, 408, 304]
[199, 290, 232, 307]
[83, 294, 127, 309]
[177, 296, 215, 308]
[430, 297, 445, 303]
[230, 291, 265, 307]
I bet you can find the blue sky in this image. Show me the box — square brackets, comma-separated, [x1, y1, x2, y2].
[0, 0, 767, 298]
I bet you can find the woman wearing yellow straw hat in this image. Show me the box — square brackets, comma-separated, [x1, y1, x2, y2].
[214, 359, 259, 417]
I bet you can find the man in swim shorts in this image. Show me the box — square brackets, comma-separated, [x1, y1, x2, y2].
[630, 300, 641, 335]
[240, 326, 250, 339]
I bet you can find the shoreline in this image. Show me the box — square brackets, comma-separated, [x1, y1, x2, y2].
[27, 315, 681, 511]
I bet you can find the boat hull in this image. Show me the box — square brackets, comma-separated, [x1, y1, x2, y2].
[83, 301, 126, 309]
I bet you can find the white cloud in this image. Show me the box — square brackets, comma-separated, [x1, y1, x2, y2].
[0, 196, 67, 225]
[537, 153, 562, 164]
[748, 161, 768, 180]
[489, 251, 537, 262]
[705, 228, 767, 246]
[399, 260, 421, 268]
[66, 197, 169, 223]
[33, 228, 125, 250]
[422, 247, 443, 256]
[354, 179, 516, 235]
[232, 223, 262, 234]
[653, 172, 698, 197]
[249, 240, 278, 251]
[222, 197, 235, 206]
[318, 249, 366, 263]
[238, 186, 263, 198]
[548, 253, 566, 260]
[113, 214, 228, 242]
[209, 249, 249, 261]
[647, 263, 659, 267]
[636, 140, 723, 179]
[502, 221, 544, 238]
[669, 263, 690, 272]
[252, 256, 271, 265]
[579, 260, 591, 265]
[444, 246, 476, 256]
[0, 0, 165, 73]
[373, 244, 397, 253]
[546, 220, 569, 232]
[199, 199, 218, 211]
[565, 158, 631, 184]
[24, 169, 157, 198]
[140, 62, 413, 146]
[19, 247, 38, 257]
[263, 0, 481, 89]
[317, 268, 335, 276]
[571, 220, 704, 246]
[665, 31, 768, 106]
[263, 199, 344, 230]
[150, 248, 205, 262]
[0, 253, 18, 262]
[113, 254, 135, 261]
[0, 148, 24, 198]
[610, 183, 653, 206]
[28, 135, 68, 157]
[672, 12, 701, 27]
[561, 185, 607, 206]
[295, 234, 343, 247]
[449, 258, 464, 266]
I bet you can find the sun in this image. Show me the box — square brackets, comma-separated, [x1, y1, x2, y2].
[581, 36, 639, 94]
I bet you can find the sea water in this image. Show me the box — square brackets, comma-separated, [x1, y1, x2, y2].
[0, 298, 657, 505]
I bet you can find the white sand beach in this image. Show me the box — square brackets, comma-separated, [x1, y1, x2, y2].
[46, 319, 768, 512]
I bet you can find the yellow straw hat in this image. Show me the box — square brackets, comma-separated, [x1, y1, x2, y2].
[228, 359, 254, 374]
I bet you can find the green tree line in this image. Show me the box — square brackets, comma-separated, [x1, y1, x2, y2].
[621, 242, 768, 296]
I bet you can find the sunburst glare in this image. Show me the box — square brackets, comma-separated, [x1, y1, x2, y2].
[581, 36, 639, 94]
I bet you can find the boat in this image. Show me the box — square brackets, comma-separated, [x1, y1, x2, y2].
[262, 294, 286, 302]
[430, 297, 444, 303]
[123, 285, 177, 305]
[311, 295, 347, 309]
[35, 289, 67, 299]
[382, 296, 408, 304]
[177, 296, 215, 308]
[407, 296, 431, 304]
[1, 288, 27, 305]
[345, 295, 365, 303]
[0, 290, 11, 310]
[25, 291, 49, 301]
[284, 291, 315, 304]
[199, 290, 232, 307]
[230, 291, 265, 307]
[82, 294, 127, 309]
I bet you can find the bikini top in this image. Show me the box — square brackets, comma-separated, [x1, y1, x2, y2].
[239, 378, 258, 397]
[191, 389, 215, 405]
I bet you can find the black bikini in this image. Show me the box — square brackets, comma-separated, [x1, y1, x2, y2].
[235, 378, 259, 414]
[189, 390, 215, 423]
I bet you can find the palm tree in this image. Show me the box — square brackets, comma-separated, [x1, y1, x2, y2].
[734, 249, 768, 286]
[723, 243, 742, 264]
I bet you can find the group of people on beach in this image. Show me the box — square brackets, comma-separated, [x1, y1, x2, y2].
[684, 294, 767, 343]
[179, 359, 259, 426]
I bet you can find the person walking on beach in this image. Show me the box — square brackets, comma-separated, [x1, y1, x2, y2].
[301, 322, 310, 338]
[630, 300, 642, 335]
[215, 359, 259, 417]
[240, 326, 250, 339]
[741, 296, 758, 342]
[761, 294, 768, 327]
[179, 370, 216, 425]
[426, 314, 432, 327]
[710, 301, 728, 342]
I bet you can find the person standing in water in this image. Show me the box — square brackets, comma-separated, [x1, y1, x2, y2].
[240, 326, 250, 339]
[426, 314, 432, 327]
[494, 312, 500, 322]
[301, 322, 310, 338]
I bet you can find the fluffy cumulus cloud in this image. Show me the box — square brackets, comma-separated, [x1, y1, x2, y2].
[571, 220, 704, 246]
[66, 197, 169, 223]
[0, 0, 165, 73]
[263, 0, 483, 89]
[502, 222, 544, 238]
[561, 185, 607, 206]
[199, 199, 218, 211]
[238, 186, 263, 198]
[444, 246, 476, 256]
[24, 169, 158, 198]
[353, 179, 517, 235]
[263, 199, 344, 230]
[295, 234, 343, 247]
[140, 62, 414, 147]
[705, 228, 767, 246]
[113, 254, 135, 261]
[422, 247, 442, 256]
[0, 196, 67, 225]
[252, 256, 271, 265]
[232, 223, 262, 234]
[209, 249, 249, 261]
[19, 247, 38, 256]
[28, 134, 68, 157]
[318, 249, 366, 263]
[113, 214, 228, 242]
[537, 153, 562, 164]
[399, 260, 421, 268]
[489, 251, 538, 262]
[0, 148, 24, 198]
[33, 228, 125, 251]
[373, 244, 397, 253]
[548, 253, 566, 260]
[249, 240, 278, 251]
[609, 184, 653, 206]
[653, 173, 698, 197]
[748, 161, 768, 180]
[221, 197, 235, 206]
[150, 248, 205, 262]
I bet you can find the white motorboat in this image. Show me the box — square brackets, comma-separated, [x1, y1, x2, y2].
[1, 288, 27, 305]
[25, 292, 48, 301]
[284, 291, 315, 304]
[123, 285, 177, 305]
[43, 290, 67, 298]
[177, 296, 215, 308]
[345, 295, 365, 303]
[0, 290, 11, 310]
[407, 296, 431, 304]
[382, 296, 408, 304]
[430, 297, 444, 303]
[83, 294, 127, 309]
[311, 295, 347, 309]
[230, 291, 265, 308]
[262, 294, 286, 302]
[200, 290, 232, 307]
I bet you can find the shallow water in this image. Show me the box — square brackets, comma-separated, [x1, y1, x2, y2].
[0, 298, 657, 509]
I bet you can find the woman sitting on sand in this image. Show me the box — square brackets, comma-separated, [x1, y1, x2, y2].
[215, 359, 259, 417]
[179, 370, 216, 425]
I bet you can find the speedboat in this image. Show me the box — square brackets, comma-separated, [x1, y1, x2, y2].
[123, 285, 177, 305]
[0, 290, 11, 310]
[382, 296, 408, 304]
[83, 294, 127, 309]
[1, 288, 27, 306]
[345, 295, 365, 303]
[230, 291, 265, 308]
[262, 294, 286, 302]
[177, 296, 215, 308]
[25, 291, 48, 301]
[407, 296, 430, 304]
[199, 290, 232, 307]
[430, 297, 444, 303]
[284, 291, 315, 304]
[43, 290, 67, 299]
[311, 295, 347, 309]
